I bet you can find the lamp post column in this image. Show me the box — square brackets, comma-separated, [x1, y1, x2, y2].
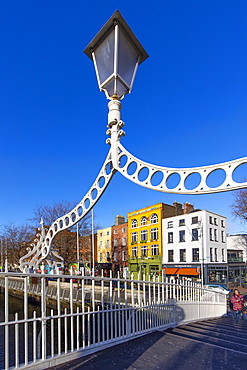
[107, 99, 124, 169]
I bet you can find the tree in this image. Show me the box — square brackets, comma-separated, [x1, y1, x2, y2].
[31, 200, 93, 234]
[30, 200, 100, 264]
[0, 223, 34, 268]
[31, 200, 78, 226]
[230, 188, 247, 223]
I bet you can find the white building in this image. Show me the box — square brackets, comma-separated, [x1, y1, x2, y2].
[162, 209, 227, 284]
[227, 234, 247, 263]
[226, 234, 247, 284]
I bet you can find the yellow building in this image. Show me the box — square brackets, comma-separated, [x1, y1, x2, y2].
[128, 202, 183, 280]
[97, 226, 112, 264]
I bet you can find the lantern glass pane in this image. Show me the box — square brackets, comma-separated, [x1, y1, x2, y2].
[94, 29, 115, 85]
[102, 77, 128, 98]
[118, 29, 139, 87]
[115, 78, 128, 98]
[104, 79, 115, 98]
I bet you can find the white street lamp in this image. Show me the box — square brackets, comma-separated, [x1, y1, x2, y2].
[84, 10, 149, 101]
[19, 11, 247, 274]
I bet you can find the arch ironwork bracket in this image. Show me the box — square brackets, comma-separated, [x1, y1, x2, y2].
[19, 100, 247, 272]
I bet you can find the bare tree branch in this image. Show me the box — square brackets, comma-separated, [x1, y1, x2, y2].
[0, 223, 34, 267]
[230, 188, 247, 223]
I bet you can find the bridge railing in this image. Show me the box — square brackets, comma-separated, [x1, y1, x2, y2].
[0, 271, 227, 370]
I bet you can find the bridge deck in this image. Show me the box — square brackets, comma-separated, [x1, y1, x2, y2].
[50, 315, 247, 370]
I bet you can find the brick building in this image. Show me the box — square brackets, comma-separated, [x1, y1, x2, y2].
[111, 215, 128, 277]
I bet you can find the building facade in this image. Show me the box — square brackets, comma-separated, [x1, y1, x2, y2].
[162, 210, 228, 284]
[79, 233, 97, 273]
[226, 234, 247, 285]
[97, 226, 112, 276]
[128, 202, 184, 280]
[111, 215, 128, 277]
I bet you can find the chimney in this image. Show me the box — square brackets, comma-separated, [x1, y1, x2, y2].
[183, 202, 194, 214]
[115, 215, 125, 225]
[173, 202, 183, 215]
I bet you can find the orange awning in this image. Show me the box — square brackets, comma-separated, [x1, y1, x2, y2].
[163, 268, 179, 275]
[176, 268, 199, 276]
[162, 267, 199, 276]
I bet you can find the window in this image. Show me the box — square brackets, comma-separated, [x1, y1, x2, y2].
[214, 248, 218, 262]
[114, 229, 117, 234]
[141, 245, 148, 257]
[140, 229, 148, 241]
[214, 218, 218, 226]
[131, 219, 138, 228]
[179, 219, 185, 226]
[209, 216, 213, 224]
[222, 249, 225, 262]
[100, 233, 103, 237]
[151, 244, 159, 256]
[99, 253, 102, 262]
[167, 221, 173, 228]
[209, 228, 213, 241]
[131, 232, 138, 243]
[122, 227, 126, 233]
[192, 228, 198, 241]
[141, 216, 147, 226]
[150, 265, 159, 276]
[151, 213, 158, 224]
[210, 248, 213, 262]
[221, 231, 225, 243]
[114, 251, 118, 262]
[114, 239, 118, 246]
[214, 229, 218, 242]
[106, 231, 110, 236]
[122, 251, 127, 261]
[221, 220, 225, 228]
[99, 241, 102, 249]
[179, 230, 185, 242]
[180, 249, 186, 262]
[191, 216, 198, 224]
[106, 240, 109, 248]
[192, 248, 199, 262]
[168, 232, 173, 243]
[132, 246, 137, 257]
[168, 250, 174, 262]
[122, 237, 126, 246]
[151, 228, 158, 240]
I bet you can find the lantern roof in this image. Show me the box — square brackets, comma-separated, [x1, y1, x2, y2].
[84, 10, 149, 65]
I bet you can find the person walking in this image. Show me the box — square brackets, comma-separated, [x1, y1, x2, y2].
[231, 289, 245, 323]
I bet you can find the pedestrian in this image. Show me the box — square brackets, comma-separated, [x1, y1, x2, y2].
[231, 289, 245, 323]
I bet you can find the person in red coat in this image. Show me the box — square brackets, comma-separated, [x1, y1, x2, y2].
[231, 289, 245, 323]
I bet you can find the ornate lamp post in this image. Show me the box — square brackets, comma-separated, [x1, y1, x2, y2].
[84, 10, 149, 169]
[20, 11, 247, 273]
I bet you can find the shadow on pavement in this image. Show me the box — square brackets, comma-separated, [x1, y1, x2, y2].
[50, 304, 186, 370]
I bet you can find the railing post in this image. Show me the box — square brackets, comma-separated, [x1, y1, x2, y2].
[5, 260, 9, 370]
[41, 264, 46, 360]
[70, 275, 74, 352]
[24, 274, 28, 365]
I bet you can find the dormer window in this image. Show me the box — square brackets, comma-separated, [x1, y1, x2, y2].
[141, 216, 147, 226]
[151, 214, 158, 224]
[131, 219, 138, 228]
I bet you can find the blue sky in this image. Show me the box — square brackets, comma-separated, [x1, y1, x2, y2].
[1, 1, 247, 234]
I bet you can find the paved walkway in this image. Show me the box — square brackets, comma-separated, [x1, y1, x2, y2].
[50, 315, 247, 370]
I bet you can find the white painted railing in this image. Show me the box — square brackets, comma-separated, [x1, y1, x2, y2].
[0, 271, 227, 370]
